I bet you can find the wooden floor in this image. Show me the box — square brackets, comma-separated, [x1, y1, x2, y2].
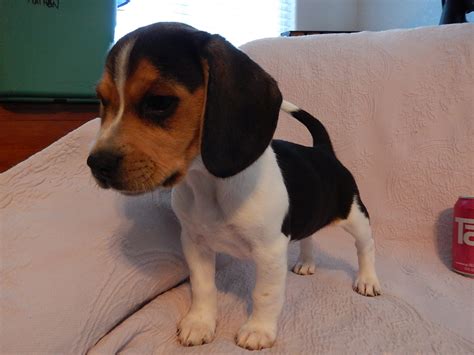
[0, 103, 98, 173]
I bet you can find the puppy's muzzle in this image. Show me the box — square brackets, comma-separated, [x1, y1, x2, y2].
[87, 150, 123, 188]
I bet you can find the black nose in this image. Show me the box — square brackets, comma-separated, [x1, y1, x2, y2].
[87, 151, 123, 180]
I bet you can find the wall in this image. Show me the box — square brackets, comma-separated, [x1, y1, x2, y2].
[295, 0, 359, 31]
[356, 0, 441, 30]
[295, 0, 472, 31]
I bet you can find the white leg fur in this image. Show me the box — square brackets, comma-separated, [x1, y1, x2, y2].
[339, 198, 382, 296]
[292, 237, 316, 275]
[236, 234, 289, 350]
[178, 229, 217, 346]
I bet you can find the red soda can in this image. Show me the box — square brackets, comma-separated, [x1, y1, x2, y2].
[452, 196, 474, 277]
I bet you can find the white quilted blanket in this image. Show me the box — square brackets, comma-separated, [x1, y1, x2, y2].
[1, 24, 474, 354]
[0, 120, 188, 353]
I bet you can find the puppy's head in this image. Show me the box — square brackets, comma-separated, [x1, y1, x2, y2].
[87, 22, 281, 194]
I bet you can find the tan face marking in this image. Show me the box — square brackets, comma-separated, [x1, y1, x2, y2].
[97, 40, 135, 142]
[91, 57, 207, 193]
[96, 72, 118, 128]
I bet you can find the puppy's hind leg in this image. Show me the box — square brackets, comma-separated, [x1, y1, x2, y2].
[339, 196, 382, 297]
[292, 236, 316, 275]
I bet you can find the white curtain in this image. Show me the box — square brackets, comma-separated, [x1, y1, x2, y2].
[115, 0, 295, 46]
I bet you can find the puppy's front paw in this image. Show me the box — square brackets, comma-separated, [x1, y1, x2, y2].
[177, 313, 216, 346]
[236, 321, 276, 350]
[353, 272, 382, 297]
[292, 261, 316, 275]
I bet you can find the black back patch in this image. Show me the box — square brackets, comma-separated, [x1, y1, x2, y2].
[272, 140, 362, 240]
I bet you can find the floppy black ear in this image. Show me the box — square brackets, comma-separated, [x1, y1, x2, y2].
[198, 35, 282, 178]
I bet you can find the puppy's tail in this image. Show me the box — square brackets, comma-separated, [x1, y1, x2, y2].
[280, 100, 335, 154]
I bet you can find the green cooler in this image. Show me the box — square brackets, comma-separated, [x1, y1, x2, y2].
[0, 0, 116, 102]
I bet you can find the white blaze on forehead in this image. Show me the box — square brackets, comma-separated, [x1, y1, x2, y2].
[115, 40, 135, 118]
[100, 39, 136, 141]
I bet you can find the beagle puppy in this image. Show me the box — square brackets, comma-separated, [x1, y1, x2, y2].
[87, 22, 381, 350]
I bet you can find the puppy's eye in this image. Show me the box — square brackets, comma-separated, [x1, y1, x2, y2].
[141, 95, 178, 124]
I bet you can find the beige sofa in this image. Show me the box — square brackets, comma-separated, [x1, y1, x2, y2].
[1, 24, 473, 354]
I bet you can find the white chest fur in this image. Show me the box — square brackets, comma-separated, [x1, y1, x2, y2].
[171, 147, 289, 258]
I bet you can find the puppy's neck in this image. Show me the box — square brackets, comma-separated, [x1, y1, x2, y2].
[181, 152, 264, 191]
[172, 147, 281, 217]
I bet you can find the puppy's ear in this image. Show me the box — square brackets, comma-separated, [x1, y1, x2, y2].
[197, 34, 282, 178]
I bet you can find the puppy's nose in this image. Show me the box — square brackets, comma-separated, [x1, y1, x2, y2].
[87, 151, 123, 179]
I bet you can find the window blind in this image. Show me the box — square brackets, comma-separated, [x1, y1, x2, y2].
[115, 0, 295, 46]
